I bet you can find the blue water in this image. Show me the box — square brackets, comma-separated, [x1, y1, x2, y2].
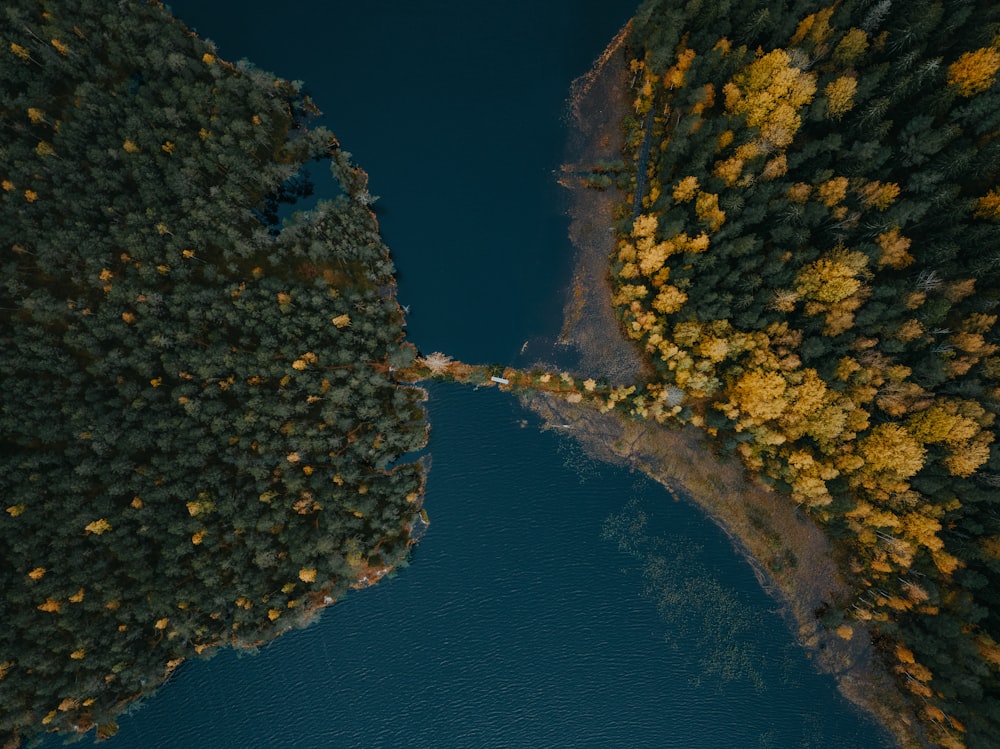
[59, 385, 891, 749]
[41, 2, 895, 747]
[168, 0, 625, 365]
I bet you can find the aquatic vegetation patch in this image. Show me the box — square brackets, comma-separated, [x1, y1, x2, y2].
[602, 499, 765, 691]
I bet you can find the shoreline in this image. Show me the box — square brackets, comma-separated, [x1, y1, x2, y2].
[531, 27, 926, 749]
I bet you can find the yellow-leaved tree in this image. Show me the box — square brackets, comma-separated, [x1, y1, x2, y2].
[974, 188, 1000, 220]
[728, 369, 788, 423]
[824, 75, 858, 119]
[875, 227, 915, 269]
[853, 423, 926, 497]
[723, 48, 817, 148]
[794, 249, 870, 334]
[947, 47, 1000, 96]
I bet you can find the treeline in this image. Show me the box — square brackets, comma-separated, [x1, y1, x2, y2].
[0, 1, 427, 745]
[612, 1, 1000, 746]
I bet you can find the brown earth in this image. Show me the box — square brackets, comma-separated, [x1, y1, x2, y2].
[527, 26, 928, 749]
[556, 21, 649, 387]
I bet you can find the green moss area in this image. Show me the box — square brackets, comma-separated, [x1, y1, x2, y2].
[0, 1, 427, 743]
[604, 1, 1000, 746]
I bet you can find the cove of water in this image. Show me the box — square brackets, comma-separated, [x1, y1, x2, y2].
[42, 2, 894, 747]
[166, 0, 629, 366]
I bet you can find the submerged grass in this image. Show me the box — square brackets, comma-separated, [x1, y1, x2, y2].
[602, 498, 767, 692]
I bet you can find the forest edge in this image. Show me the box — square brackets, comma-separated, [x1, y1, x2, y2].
[539, 21, 923, 749]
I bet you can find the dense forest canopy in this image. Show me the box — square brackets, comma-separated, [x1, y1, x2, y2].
[611, 1, 1000, 746]
[0, 0, 427, 744]
[9, 0, 1000, 746]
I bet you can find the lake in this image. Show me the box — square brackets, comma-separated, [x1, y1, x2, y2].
[42, 2, 895, 747]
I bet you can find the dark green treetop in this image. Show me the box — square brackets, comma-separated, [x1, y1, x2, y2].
[0, 1, 427, 744]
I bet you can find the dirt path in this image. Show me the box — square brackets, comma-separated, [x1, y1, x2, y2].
[632, 104, 656, 219]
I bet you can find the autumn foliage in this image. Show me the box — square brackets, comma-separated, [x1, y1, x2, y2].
[615, 1, 1000, 745]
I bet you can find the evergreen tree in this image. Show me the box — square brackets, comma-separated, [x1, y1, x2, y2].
[0, 2, 427, 745]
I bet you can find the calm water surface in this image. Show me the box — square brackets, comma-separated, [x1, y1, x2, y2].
[44, 2, 895, 747]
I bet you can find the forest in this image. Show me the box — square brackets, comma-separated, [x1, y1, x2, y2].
[7, 0, 1000, 747]
[606, 1, 1000, 746]
[0, 1, 428, 744]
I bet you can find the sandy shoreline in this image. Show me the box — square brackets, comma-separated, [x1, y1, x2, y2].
[528, 27, 927, 749]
